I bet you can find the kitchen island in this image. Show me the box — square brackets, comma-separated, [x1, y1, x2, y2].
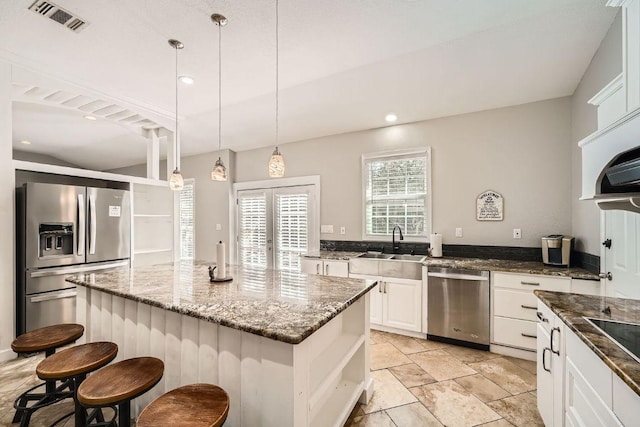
[67, 261, 376, 427]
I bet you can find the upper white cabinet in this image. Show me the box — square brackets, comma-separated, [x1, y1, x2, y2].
[300, 258, 349, 278]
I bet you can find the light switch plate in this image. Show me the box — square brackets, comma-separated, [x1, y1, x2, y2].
[455, 227, 463, 238]
[513, 228, 522, 239]
[340, 226, 346, 235]
[216, 224, 222, 231]
[321, 225, 334, 234]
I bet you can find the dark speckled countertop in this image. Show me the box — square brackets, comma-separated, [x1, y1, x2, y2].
[66, 261, 377, 345]
[305, 252, 600, 280]
[535, 291, 640, 396]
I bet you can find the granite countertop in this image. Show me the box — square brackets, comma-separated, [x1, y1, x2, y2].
[422, 257, 600, 280]
[535, 290, 640, 396]
[305, 251, 600, 280]
[66, 261, 377, 345]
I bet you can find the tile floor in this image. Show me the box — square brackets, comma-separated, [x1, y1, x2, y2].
[344, 330, 543, 427]
[0, 330, 542, 427]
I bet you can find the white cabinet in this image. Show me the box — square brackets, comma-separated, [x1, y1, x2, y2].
[536, 301, 564, 427]
[491, 272, 570, 352]
[350, 274, 422, 334]
[301, 258, 349, 278]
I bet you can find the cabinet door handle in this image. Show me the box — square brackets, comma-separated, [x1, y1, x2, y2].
[550, 327, 560, 355]
[521, 333, 537, 339]
[379, 282, 382, 293]
[316, 264, 320, 275]
[542, 347, 551, 372]
[325, 264, 329, 275]
[521, 305, 537, 310]
[521, 281, 540, 286]
[536, 311, 549, 323]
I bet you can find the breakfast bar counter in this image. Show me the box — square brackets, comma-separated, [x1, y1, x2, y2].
[67, 261, 376, 427]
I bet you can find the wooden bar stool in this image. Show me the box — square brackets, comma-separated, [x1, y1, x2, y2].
[137, 384, 230, 427]
[77, 357, 164, 427]
[11, 323, 84, 427]
[36, 342, 118, 427]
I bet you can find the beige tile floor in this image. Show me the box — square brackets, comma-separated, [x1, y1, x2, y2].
[0, 330, 542, 427]
[345, 330, 543, 427]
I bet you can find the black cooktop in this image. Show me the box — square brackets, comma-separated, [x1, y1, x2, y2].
[586, 317, 640, 363]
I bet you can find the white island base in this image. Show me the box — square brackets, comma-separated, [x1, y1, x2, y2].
[76, 287, 373, 427]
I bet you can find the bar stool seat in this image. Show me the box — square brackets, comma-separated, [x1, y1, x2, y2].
[78, 357, 164, 427]
[11, 323, 84, 427]
[37, 342, 118, 426]
[137, 384, 229, 427]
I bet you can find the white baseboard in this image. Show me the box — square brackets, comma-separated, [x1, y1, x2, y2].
[490, 344, 536, 361]
[0, 347, 16, 363]
[359, 378, 374, 404]
[370, 324, 427, 340]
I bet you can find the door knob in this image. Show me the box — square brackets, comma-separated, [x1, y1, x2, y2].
[598, 272, 612, 281]
[602, 239, 612, 249]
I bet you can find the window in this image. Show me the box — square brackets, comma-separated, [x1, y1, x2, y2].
[362, 148, 431, 240]
[179, 179, 195, 259]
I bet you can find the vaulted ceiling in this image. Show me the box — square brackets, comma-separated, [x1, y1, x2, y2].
[1, 0, 618, 170]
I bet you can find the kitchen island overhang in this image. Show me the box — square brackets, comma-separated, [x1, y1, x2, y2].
[67, 262, 376, 427]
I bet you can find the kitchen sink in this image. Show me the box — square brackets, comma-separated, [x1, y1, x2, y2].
[350, 252, 426, 279]
[357, 253, 394, 259]
[390, 254, 427, 262]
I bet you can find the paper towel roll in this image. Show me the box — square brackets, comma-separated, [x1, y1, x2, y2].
[430, 233, 443, 258]
[216, 241, 226, 279]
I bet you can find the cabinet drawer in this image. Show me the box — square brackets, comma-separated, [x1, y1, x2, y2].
[536, 300, 556, 334]
[493, 316, 537, 350]
[324, 261, 349, 278]
[493, 272, 570, 292]
[494, 288, 539, 322]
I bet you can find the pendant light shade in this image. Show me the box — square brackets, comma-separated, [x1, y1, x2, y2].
[169, 38, 184, 191]
[211, 157, 227, 181]
[269, 0, 285, 178]
[268, 147, 285, 177]
[211, 13, 228, 181]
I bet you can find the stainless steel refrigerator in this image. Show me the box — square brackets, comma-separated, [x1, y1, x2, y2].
[16, 182, 131, 335]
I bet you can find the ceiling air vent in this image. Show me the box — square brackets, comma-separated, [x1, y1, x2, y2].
[28, 1, 89, 33]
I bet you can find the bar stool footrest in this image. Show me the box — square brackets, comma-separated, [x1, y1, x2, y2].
[12, 379, 73, 424]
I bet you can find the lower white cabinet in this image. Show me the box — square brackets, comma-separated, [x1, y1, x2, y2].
[301, 258, 349, 277]
[351, 274, 422, 333]
[537, 299, 640, 427]
[536, 301, 564, 427]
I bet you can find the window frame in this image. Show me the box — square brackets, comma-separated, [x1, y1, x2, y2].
[361, 147, 432, 242]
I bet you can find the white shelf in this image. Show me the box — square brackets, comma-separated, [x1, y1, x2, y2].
[134, 248, 172, 254]
[310, 378, 363, 427]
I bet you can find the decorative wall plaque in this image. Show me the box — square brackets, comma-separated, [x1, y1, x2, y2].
[476, 190, 503, 221]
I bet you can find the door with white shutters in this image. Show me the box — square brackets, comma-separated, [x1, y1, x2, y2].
[237, 185, 317, 271]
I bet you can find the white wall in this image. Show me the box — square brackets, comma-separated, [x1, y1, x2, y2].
[571, 11, 622, 255]
[236, 98, 572, 248]
[1, 62, 15, 362]
[13, 150, 80, 168]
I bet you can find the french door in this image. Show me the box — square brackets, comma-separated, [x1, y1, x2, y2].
[237, 185, 317, 271]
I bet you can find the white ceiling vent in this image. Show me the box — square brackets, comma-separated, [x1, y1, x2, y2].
[28, 1, 88, 33]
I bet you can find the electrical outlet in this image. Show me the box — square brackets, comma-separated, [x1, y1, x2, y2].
[340, 226, 346, 235]
[513, 228, 522, 239]
[215, 224, 222, 231]
[455, 227, 463, 238]
[320, 225, 334, 234]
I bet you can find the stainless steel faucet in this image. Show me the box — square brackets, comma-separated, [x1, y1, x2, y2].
[392, 225, 404, 253]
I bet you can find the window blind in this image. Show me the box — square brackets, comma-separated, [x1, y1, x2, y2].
[179, 180, 195, 259]
[275, 192, 309, 271]
[364, 154, 428, 237]
[238, 194, 268, 267]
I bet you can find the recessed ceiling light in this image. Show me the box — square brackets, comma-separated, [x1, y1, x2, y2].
[20, 140, 31, 145]
[385, 113, 398, 123]
[84, 115, 97, 121]
[179, 76, 195, 85]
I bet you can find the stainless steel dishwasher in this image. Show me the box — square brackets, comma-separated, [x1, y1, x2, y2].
[427, 267, 490, 350]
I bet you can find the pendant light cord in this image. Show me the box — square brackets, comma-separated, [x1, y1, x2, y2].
[175, 43, 180, 170]
[218, 20, 222, 154]
[275, 0, 279, 151]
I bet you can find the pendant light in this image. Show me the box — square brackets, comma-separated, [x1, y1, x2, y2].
[268, 0, 285, 178]
[168, 39, 185, 191]
[211, 13, 228, 181]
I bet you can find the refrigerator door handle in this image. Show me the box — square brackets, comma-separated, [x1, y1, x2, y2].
[89, 193, 97, 255]
[30, 290, 77, 303]
[77, 193, 85, 256]
[28, 260, 129, 278]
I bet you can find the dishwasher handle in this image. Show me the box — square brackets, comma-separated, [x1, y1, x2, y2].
[427, 272, 489, 281]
